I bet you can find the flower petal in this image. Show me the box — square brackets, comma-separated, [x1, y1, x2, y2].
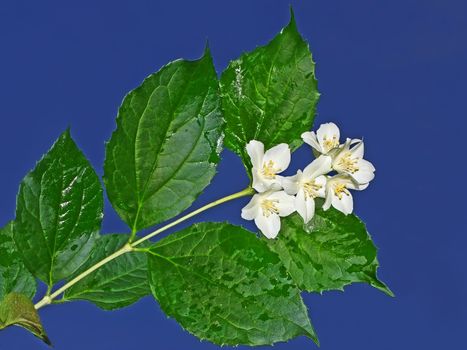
[241, 195, 260, 220]
[314, 175, 327, 198]
[351, 140, 365, 158]
[246, 140, 264, 169]
[268, 191, 296, 217]
[353, 159, 375, 184]
[295, 190, 316, 224]
[359, 158, 375, 172]
[301, 131, 322, 152]
[281, 172, 301, 195]
[251, 169, 267, 192]
[255, 213, 281, 239]
[272, 175, 285, 190]
[323, 187, 333, 211]
[302, 155, 332, 179]
[350, 181, 369, 191]
[316, 122, 340, 151]
[334, 173, 369, 191]
[263, 143, 291, 173]
[332, 190, 353, 215]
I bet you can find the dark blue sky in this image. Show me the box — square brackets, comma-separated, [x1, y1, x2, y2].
[1, 1, 466, 349]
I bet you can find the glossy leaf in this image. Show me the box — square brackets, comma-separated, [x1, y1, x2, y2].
[0, 223, 36, 300]
[63, 234, 149, 310]
[0, 293, 51, 345]
[268, 211, 393, 295]
[104, 49, 224, 232]
[220, 10, 319, 169]
[14, 130, 103, 286]
[147, 222, 318, 346]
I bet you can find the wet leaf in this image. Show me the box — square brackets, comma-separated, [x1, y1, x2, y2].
[64, 234, 149, 310]
[14, 130, 103, 286]
[220, 10, 319, 171]
[104, 49, 224, 232]
[268, 211, 393, 295]
[147, 222, 318, 346]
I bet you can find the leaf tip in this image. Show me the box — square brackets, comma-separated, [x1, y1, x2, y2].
[202, 40, 214, 64]
[0, 293, 52, 346]
[370, 276, 395, 297]
[382, 285, 395, 298]
[43, 334, 53, 347]
[59, 127, 74, 145]
[289, 5, 295, 20]
[288, 5, 297, 29]
[309, 332, 320, 347]
[203, 39, 211, 55]
[303, 316, 320, 347]
[64, 126, 72, 136]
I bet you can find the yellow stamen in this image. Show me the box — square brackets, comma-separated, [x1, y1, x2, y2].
[322, 135, 339, 152]
[261, 199, 279, 217]
[337, 152, 359, 174]
[261, 160, 280, 179]
[303, 180, 322, 199]
[333, 183, 350, 200]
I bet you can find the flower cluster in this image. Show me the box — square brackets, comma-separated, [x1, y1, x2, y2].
[241, 122, 375, 239]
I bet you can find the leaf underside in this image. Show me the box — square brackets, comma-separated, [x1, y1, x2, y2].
[104, 49, 224, 232]
[220, 10, 319, 170]
[268, 210, 393, 296]
[64, 234, 150, 310]
[147, 222, 318, 347]
[0, 293, 51, 345]
[13, 130, 103, 286]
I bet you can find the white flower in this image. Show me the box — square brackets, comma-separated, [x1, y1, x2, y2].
[241, 190, 295, 239]
[301, 122, 340, 155]
[282, 156, 332, 223]
[323, 175, 368, 215]
[332, 138, 375, 184]
[246, 140, 291, 192]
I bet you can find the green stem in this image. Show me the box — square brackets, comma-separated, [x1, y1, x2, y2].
[34, 243, 133, 310]
[34, 187, 254, 310]
[131, 187, 254, 246]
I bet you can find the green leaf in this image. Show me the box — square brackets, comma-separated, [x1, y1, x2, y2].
[14, 130, 103, 286]
[147, 222, 318, 346]
[268, 210, 393, 296]
[63, 234, 149, 310]
[0, 223, 36, 300]
[220, 10, 319, 169]
[104, 49, 224, 232]
[0, 293, 51, 345]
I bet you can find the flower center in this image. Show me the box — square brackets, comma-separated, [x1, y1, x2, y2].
[337, 152, 359, 174]
[261, 199, 279, 217]
[322, 135, 339, 152]
[303, 180, 322, 199]
[333, 183, 350, 200]
[261, 160, 280, 179]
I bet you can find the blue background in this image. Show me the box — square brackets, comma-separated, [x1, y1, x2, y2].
[1, 0, 466, 349]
